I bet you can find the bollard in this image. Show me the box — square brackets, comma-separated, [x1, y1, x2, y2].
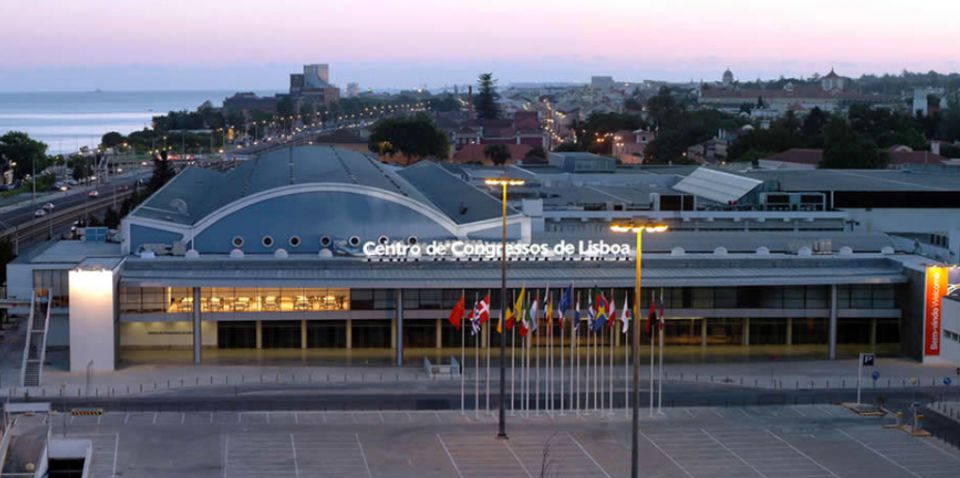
[695, 374, 698, 381]
[810, 380, 814, 388]
[396, 373, 399, 382]
[140, 384, 143, 393]
[754, 379, 758, 387]
[680, 373, 684, 380]
[326, 374, 330, 382]
[180, 379, 184, 387]
[796, 381, 799, 389]
[196, 377, 199, 385]
[739, 377, 743, 385]
[887, 379, 890, 387]
[826, 380, 829, 388]
[226, 376, 229, 385]
[167, 380, 170, 388]
[842, 379, 845, 388]
[126, 385, 129, 394]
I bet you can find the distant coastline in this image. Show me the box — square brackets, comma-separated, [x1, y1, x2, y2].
[0, 90, 279, 153]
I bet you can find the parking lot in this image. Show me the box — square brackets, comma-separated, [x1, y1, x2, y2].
[44, 405, 960, 477]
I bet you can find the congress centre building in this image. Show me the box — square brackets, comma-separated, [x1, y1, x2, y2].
[8, 146, 960, 376]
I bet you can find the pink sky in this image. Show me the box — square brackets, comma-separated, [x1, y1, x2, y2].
[1, 0, 958, 90]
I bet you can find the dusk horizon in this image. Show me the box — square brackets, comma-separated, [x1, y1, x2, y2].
[2, 0, 958, 91]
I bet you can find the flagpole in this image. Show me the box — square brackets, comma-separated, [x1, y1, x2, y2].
[535, 305, 540, 416]
[657, 288, 664, 415]
[624, 307, 629, 417]
[572, 301, 578, 414]
[594, 323, 599, 412]
[609, 318, 614, 413]
[485, 291, 491, 415]
[649, 289, 655, 418]
[460, 316, 465, 415]
[510, 290, 515, 416]
[560, 300, 565, 414]
[547, 289, 552, 413]
[475, 312, 480, 419]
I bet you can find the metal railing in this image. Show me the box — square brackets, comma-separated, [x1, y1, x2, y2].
[18, 295, 36, 387]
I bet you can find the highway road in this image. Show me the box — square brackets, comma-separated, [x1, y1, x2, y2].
[0, 169, 152, 251]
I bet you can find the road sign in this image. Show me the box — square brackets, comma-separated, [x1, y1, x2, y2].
[945, 377, 952, 386]
[872, 371, 880, 381]
[861, 353, 875, 367]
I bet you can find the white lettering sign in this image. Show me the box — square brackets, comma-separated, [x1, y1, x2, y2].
[363, 240, 631, 259]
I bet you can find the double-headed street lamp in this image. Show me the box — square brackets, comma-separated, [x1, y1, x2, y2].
[484, 177, 525, 440]
[610, 221, 668, 478]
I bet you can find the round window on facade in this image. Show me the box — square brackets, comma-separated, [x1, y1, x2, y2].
[348, 235, 361, 247]
[288, 235, 301, 248]
[377, 235, 389, 245]
[320, 235, 333, 247]
[407, 235, 418, 245]
[232, 236, 244, 248]
[261, 235, 274, 248]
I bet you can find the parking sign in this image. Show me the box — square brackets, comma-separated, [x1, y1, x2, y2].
[861, 353, 875, 367]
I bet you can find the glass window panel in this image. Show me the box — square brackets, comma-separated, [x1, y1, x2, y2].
[804, 286, 827, 308]
[783, 287, 804, 308]
[691, 288, 713, 308]
[850, 286, 872, 309]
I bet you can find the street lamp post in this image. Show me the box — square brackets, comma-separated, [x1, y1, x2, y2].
[610, 221, 668, 478]
[485, 177, 524, 440]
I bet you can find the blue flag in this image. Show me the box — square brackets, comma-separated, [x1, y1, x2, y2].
[558, 285, 573, 313]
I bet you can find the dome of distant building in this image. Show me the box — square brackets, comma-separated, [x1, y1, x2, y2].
[722, 68, 734, 86]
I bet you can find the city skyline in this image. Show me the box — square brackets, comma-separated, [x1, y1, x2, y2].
[1, 0, 958, 91]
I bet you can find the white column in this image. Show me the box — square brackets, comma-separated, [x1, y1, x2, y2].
[193, 287, 202, 364]
[68, 264, 119, 372]
[828, 285, 838, 360]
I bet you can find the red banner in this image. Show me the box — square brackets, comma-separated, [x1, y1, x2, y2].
[924, 266, 949, 356]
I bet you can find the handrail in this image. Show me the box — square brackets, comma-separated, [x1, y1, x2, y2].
[36, 297, 51, 385]
[19, 295, 36, 387]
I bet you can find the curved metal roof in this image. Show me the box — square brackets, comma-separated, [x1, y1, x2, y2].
[132, 146, 503, 226]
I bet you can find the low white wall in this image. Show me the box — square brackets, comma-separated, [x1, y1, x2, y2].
[119, 321, 218, 347]
[940, 298, 960, 366]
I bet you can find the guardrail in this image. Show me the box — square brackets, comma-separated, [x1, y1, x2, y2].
[18, 295, 36, 387]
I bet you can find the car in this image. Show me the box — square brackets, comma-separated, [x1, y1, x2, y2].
[34, 209, 47, 217]
[42, 202, 54, 211]
[117, 185, 129, 192]
[88, 190, 99, 198]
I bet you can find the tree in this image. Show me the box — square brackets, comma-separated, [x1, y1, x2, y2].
[483, 144, 511, 166]
[525, 146, 547, 162]
[101, 131, 125, 149]
[646, 87, 682, 130]
[103, 207, 121, 229]
[148, 150, 176, 192]
[0, 131, 49, 179]
[474, 73, 501, 120]
[367, 114, 449, 163]
[0, 238, 15, 284]
[819, 117, 889, 169]
[71, 158, 90, 182]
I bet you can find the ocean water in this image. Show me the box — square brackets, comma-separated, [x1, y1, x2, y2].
[0, 90, 275, 153]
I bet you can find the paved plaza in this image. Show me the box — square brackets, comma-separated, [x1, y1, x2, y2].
[40, 405, 960, 477]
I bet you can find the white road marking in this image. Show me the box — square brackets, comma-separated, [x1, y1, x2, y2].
[356, 433, 373, 478]
[294, 412, 299, 424]
[836, 429, 922, 478]
[436, 433, 465, 478]
[501, 439, 533, 478]
[564, 431, 613, 478]
[152, 412, 158, 425]
[181, 412, 185, 424]
[111, 433, 119, 478]
[762, 428, 839, 478]
[701, 428, 767, 477]
[290, 434, 300, 478]
[636, 428, 694, 478]
[222, 433, 229, 478]
[123, 413, 129, 424]
[684, 408, 695, 417]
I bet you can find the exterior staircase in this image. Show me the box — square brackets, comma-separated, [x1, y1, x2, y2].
[20, 293, 51, 387]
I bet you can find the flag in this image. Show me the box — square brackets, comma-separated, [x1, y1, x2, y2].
[619, 294, 631, 334]
[558, 285, 573, 323]
[607, 295, 617, 329]
[478, 294, 491, 325]
[587, 295, 596, 329]
[469, 295, 482, 336]
[513, 287, 526, 328]
[448, 293, 465, 331]
[592, 288, 608, 331]
[658, 289, 665, 331]
[498, 288, 524, 333]
[573, 299, 582, 332]
[646, 296, 656, 335]
[528, 291, 539, 333]
[545, 289, 554, 328]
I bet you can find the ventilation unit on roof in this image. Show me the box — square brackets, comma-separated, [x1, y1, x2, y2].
[169, 198, 189, 215]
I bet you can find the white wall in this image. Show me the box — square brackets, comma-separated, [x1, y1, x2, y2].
[119, 321, 217, 347]
[846, 208, 960, 235]
[5, 263, 34, 301]
[940, 298, 960, 366]
[68, 268, 117, 372]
